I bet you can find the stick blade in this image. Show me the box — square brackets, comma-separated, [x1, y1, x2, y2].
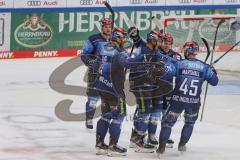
[201, 37, 210, 62]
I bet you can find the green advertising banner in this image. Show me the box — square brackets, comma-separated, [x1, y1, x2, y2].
[11, 8, 237, 51]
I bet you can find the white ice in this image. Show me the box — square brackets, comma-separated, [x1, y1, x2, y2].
[0, 57, 240, 160]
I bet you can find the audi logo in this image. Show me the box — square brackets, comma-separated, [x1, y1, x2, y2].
[179, 0, 191, 3]
[80, 0, 93, 5]
[130, 0, 143, 4]
[225, 0, 237, 3]
[27, 0, 41, 6]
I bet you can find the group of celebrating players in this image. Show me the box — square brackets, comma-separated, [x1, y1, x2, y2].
[81, 18, 219, 157]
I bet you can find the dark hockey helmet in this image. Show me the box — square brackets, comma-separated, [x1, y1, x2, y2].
[100, 18, 112, 26]
[162, 34, 173, 45]
[147, 30, 159, 42]
[183, 41, 199, 55]
[111, 27, 127, 41]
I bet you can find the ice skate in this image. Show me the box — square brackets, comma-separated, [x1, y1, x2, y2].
[85, 119, 93, 129]
[135, 135, 155, 153]
[108, 143, 127, 156]
[147, 134, 159, 146]
[166, 139, 174, 148]
[129, 128, 139, 148]
[178, 141, 187, 153]
[95, 135, 108, 155]
[156, 141, 166, 155]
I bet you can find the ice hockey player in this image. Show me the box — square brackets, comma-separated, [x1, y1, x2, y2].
[81, 18, 112, 129]
[127, 28, 176, 152]
[157, 33, 182, 147]
[156, 41, 219, 155]
[93, 27, 135, 156]
[159, 33, 182, 60]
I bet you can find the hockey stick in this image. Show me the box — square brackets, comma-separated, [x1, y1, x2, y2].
[201, 37, 211, 62]
[200, 19, 225, 122]
[103, 1, 115, 29]
[212, 40, 240, 65]
[126, 19, 139, 57]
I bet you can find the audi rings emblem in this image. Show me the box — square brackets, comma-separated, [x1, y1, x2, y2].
[80, 0, 93, 5]
[178, 0, 191, 3]
[27, 0, 42, 6]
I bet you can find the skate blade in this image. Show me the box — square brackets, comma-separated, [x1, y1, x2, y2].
[135, 146, 155, 153]
[148, 143, 158, 148]
[156, 152, 166, 159]
[129, 142, 137, 148]
[166, 144, 173, 148]
[178, 149, 186, 154]
[107, 150, 127, 157]
[95, 148, 107, 155]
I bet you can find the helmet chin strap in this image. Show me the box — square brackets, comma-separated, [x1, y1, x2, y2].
[184, 52, 196, 59]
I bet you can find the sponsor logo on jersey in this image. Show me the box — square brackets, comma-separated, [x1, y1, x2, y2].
[179, 0, 191, 3]
[80, 0, 93, 5]
[0, 1, 6, 6]
[199, 20, 232, 43]
[225, 0, 238, 3]
[172, 95, 200, 104]
[130, 0, 143, 4]
[27, 0, 41, 6]
[14, 13, 53, 48]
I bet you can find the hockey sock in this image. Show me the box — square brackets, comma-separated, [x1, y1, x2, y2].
[148, 111, 161, 135]
[86, 96, 99, 120]
[96, 115, 111, 139]
[134, 112, 150, 135]
[109, 115, 124, 144]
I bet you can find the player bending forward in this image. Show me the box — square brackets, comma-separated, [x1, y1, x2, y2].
[93, 27, 153, 156]
[156, 41, 219, 155]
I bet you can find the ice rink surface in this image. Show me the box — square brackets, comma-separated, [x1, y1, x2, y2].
[0, 57, 240, 160]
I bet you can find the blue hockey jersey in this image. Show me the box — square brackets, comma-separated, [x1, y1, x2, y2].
[81, 33, 109, 68]
[93, 43, 130, 98]
[159, 48, 182, 60]
[170, 59, 219, 109]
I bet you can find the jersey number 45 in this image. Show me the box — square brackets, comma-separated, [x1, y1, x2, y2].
[179, 78, 199, 96]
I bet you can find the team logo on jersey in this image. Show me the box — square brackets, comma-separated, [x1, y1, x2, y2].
[198, 20, 232, 43]
[14, 13, 53, 48]
[103, 42, 114, 51]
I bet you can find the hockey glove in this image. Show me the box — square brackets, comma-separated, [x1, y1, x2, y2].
[210, 66, 217, 75]
[128, 27, 140, 42]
